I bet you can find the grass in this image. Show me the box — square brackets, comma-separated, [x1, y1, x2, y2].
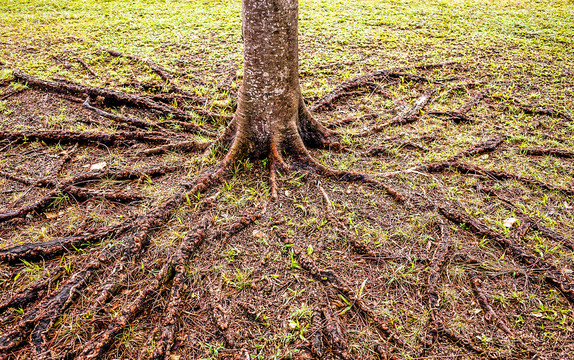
[0, 0, 573, 359]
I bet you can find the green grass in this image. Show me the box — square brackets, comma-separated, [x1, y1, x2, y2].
[1, 0, 574, 359]
[1, 0, 572, 103]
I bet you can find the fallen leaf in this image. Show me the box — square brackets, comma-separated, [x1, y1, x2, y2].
[503, 217, 517, 228]
[90, 162, 107, 171]
[252, 230, 267, 240]
[45, 212, 58, 219]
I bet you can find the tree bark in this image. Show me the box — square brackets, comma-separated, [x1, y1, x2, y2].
[226, 0, 337, 162]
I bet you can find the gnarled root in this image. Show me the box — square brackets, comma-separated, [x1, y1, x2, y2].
[12, 69, 231, 122]
[429, 89, 488, 123]
[353, 88, 437, 137]
[293, 250, 402, 346]
[439, 205, 574, 304]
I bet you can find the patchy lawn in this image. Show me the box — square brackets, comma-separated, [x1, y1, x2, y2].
[0, 0, 573, 359]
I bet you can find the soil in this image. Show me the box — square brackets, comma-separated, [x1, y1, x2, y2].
[0, 58, 573, 360]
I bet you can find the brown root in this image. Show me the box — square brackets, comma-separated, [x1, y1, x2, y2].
[322, 308, 355, 360]
[11, 69, 231, 122]
[143, 230, 207, 360]
[436, 324, 486, 355]
[448, 135, 506, 161]
[494, 98, 574, 122]
[139, 139, 212, 156]
[309, 68, 437, 113]
[0, 269, 65, 314]
[0, 129, 174, 147]
[469, 276, 521, 340]
[0, 165, 179, 190]
[145, 208, 262, 359]
[293, 250, 402, 345]
[523, 147, 574, 158]
[420, 161, 574, 196]
[479, 188, 574, 251]
[102, 47, 173, 82]
[363, 141, 428, 157]
[291, 149, 404, 202]
[0, 261, 104, 353]
[439, 205, 574, 304]
[429, 89, 488, 123]
[52, 143, 78, 176]
[0, 222, 131, 264]
[427, 224, 451, 309]
[354, 88, 437, 137]
[83, 97, 217, 137]
[76, 57, 97, 77]
[0, 183, 143, 224]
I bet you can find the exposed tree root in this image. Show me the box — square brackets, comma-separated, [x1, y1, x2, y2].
[292, 250, 403, 346]
[0, 87, 26, 100]
[0, 182, 143, 224]
[145, 208, 263, 360]
[436, 323, 487, 356]
[479, 188, 574, 251]
[0, 268, 64, 314]
[439, 205, 574, 304]
[354, 88, 437, 137]
[523, 148, 574, 158]
[469, 276, 524, 344]
[309, 69, 435, 113]
[325, 114, 378, 129]
[0, 222, 131, 263]
[496, 99, 573, 122]
[143, 229, 207, 360]
[448, 135, 506, 161]
[102, 48, 173, 82]
[419, 224, 451, 357]
[139, 139, 211, 156]
[427, 224, 451, 309]
[322, 308, 355, 360]
[52, 143, 78, 176]
[76, 57, 97, 77]
[83, 97, 216, 137]
[419, 161, 574, 196]
[212, 304, 236, 348]
[0, 260, 105, 354]
[363, 141, 428, 157]
[290, 148, 404, 202]
[429, 89, 488, 123]
[73, 258, 175, 359]
[11, 69, 231, 122]
[147, 92, 209, 107]
[0, 129, 173, 147]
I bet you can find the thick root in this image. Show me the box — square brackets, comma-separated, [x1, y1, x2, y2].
[83, 97, 217, 137]
[420, 161, 574, 196]
[102, 47, 173, 82]
[0, 269, 65, 314]
[354, 88, 437, 137]
[439, 205, 574, 304]
[448, 135, 506, 161]
[429, 89, 488, 123]
[479, 188, 574, 251]
[309, 68, 437, 113]
[322, 308, 355, 360]
[524, 147, 574, 158]
[12, 69, 231, 122]
[293, 250, 402, 345]
[0, 222, 131, 264]
[0, 129, 173, 147]
[139, 140, 211, 156]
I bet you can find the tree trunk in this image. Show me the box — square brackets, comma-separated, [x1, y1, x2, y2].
[225, 0, 337, 162]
